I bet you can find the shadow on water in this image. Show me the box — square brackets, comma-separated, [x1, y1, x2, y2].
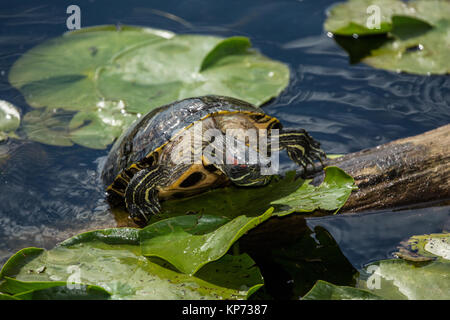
[0, 0, 449, 298]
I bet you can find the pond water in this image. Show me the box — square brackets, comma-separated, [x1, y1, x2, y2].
[0, 0, 448, 299]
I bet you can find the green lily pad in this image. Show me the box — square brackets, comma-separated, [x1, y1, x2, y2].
[9, 26, 170, 112]
[98, 34, 289, 114]
[9, 25, 289, 149]
[271, 166, 356, 216]
[158, 167, 355, 221]
[325, 0, 410, 36]
[325, 0, 450, 74]
[21, 108, 74, 147]
[200, 36, 251, 72]
[302, 280, 383, 300]
[158, 171, 303, 221]
[0, 293, 20, 300]
[389, 15, 433, 40]
[0, 229, 263, 300]
[325, 0, 446, 36]
[0, 100, 21, 141]
[356, 232, 450, 300]
[12, 284, 111, 300]
[69, 100, 136, 149]
[140, 209, 273, 275]
[358, 258, 450, 300]
[364, 18, 450, 75]
[395, 232, 450, 262]
[140, 167, 354, 275]
[0, 248, 111, 300]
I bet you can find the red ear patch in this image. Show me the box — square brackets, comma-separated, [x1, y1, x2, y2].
[226, 154, 247, 167]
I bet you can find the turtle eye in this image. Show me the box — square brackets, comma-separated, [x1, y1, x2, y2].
[180, 171, 205, 188]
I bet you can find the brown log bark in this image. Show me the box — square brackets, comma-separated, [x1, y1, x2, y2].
[242, 124, 450, 247]
[317, 124, 450, 212]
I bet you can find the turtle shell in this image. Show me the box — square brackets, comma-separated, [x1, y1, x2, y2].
[101, 95, 278, 197]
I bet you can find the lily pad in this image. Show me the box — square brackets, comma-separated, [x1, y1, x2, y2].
[9, 26, 171, 112]
[302, 280, 383, 300]
[140, 167, 354, 275]
[9, 25, 289, 149]
[97, 34, 289, 114]
[158, 170, 304, 221]
[358, 258, 450, 300]
[325, 0, 413, 36]
[21, 108, 74, 147]
[140, 209, 273, 275]
[0, 100, 21, 141]
[271, 166, 356, 216]
[158, 167, 355, 221]
[0, 228, 264, 300]
[395, 232, 450, 262]
[0, 248, 111, 300]
[69, 100, 136, 149]
[356, 232, 450, 300]
[364, 18, 450, 75]
[325, 0, 450, 74]
[304, 232, 450, 300]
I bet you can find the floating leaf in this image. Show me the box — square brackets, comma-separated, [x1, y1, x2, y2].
[9, 25, 289, 148]
[0, 293, 20, 300]
[325, 0, 450, 74]
[98, 34, 289, 114]
[271, 166, 356, 216]
[158, 171, 303, 221]
[13, 284, 111, 300]
[364, 18, 450, 75]
[157, 167, 355, 222]
[324, 0, 409, 36]
[395, 232, 450, 262]
[302, 280, 383, 300]
[358, 258, 450, 300]
[0, 247, 110, 300]
[355, 232, 450, 300]
[140, 209, 273, 275]
[9, 26, 171, 112]
[69, 100, 136, 149]
[389, 15, 433, 40]
[0, 229, 263, 300]
[21, 108, 74, 147]
[200, 37, 251, 72]
[140, 167, 354, 275]
[0, 100, 21, 141]
[21, 101, 136, 149]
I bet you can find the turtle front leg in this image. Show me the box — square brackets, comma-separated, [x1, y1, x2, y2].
[124, 165, 165, 223]
[274, 129, 326, 170]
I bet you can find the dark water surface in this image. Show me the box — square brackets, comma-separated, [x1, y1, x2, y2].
[0, 0, 449, 299]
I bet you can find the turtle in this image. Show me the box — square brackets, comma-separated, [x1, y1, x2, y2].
[101, 95, 325, 224]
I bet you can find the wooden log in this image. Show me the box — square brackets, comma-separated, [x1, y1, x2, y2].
[241, 124, 450, 247]
[317, 124, 450, 212]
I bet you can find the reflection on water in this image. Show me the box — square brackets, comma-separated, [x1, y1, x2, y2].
[0, 0, 449, 298]
[0, 139, 114, 262]
[306, 203, 450, 270]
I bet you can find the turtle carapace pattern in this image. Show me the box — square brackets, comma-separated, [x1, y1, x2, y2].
[101, 95, 325, 224]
